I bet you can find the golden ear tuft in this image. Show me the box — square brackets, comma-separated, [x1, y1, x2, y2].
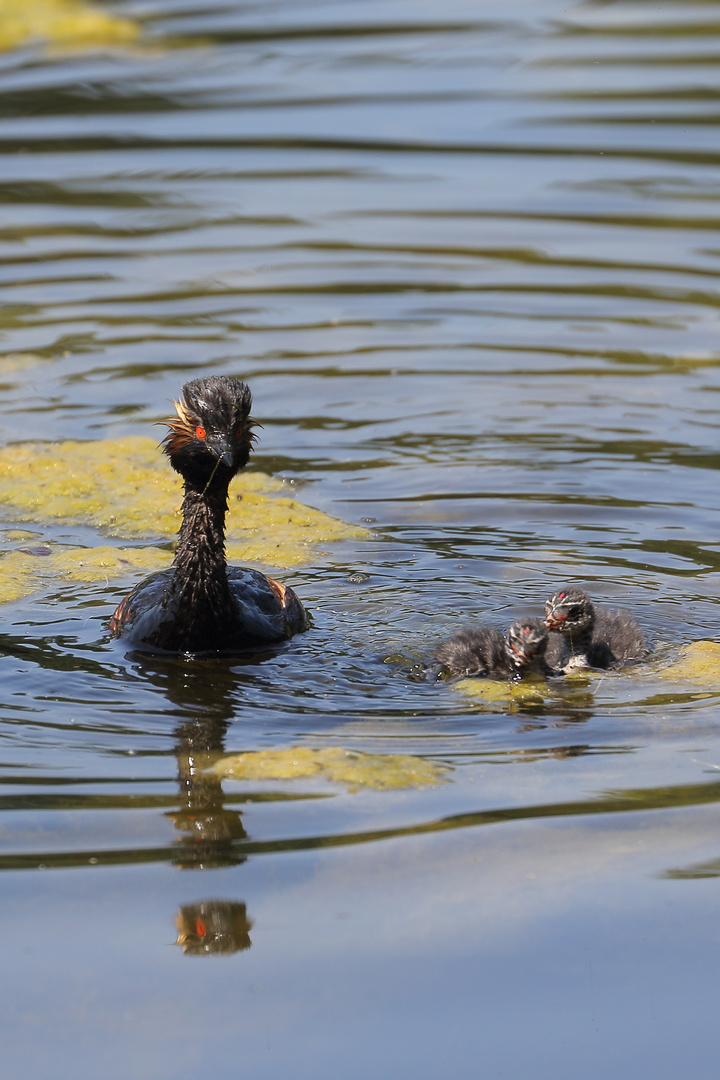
[170, 397, 194, 430]
[159, 397, 196, 454]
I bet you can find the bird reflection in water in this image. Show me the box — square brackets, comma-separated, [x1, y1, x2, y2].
[175, 900, 253, 956]
[167, 714, 248, 871]
[131, 650, 285, 956]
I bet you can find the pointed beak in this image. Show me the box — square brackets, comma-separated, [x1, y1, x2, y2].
[208, 436, 234, 469]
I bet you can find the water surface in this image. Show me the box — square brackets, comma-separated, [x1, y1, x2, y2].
[2, 1, 720, 1077]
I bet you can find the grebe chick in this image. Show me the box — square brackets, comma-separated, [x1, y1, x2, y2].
[505, 618, 558, 677]
[543, 587, 647, 671]
[436, 626, 513, 678]
[436, 618, 556, 679]
[109, 375, 307, 654]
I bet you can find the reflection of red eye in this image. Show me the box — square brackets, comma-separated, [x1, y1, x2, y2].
[196, 426, 206, 439]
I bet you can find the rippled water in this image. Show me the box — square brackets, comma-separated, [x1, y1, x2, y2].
[3, 1, 720, 1077]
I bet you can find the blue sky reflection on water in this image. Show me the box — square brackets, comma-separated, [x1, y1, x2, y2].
[2, 0, 720, 1076]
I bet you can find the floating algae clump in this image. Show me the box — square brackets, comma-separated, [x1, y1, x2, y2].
[0, 436, 367, 601]
[0, 545, 172, 602]
[208, 746, 449, 792]
[452, 676, 551, 707]
[0, 436, 366, 548]
[0, 0, 139, 52]
[656, 641, 720, 691]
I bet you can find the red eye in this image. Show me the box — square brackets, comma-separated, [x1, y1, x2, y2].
[195, 425, 206, 440]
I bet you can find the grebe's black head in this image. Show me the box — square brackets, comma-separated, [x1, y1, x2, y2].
[544, 588, 594, 634]
[161, 375, 256, 490]
[505, 618, 548, 668]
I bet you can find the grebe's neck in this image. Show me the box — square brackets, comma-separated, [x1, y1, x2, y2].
[175, 481, 228, 570]
[166, 479, 237, 636]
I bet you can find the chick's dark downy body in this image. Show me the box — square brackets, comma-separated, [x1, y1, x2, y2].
[436, 617, 556, 679]
[110, 375, 307, 654]
[544, 587, 647, 671]
[435, 626, 515, 678]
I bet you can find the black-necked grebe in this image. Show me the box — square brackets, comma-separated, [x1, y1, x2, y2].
[110, 375, 307, 653]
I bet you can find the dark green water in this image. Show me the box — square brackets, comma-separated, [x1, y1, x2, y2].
[2, 1, 720, 1076]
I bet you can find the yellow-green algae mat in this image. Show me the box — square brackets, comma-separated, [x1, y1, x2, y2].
[451, 674, 564, 707]
[656, 641, 720, 691]
[208, 747, 449, 792]
[0, 436, 367, 602]
[0, 0, 139, 52]
[451, 641, 720, 704]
